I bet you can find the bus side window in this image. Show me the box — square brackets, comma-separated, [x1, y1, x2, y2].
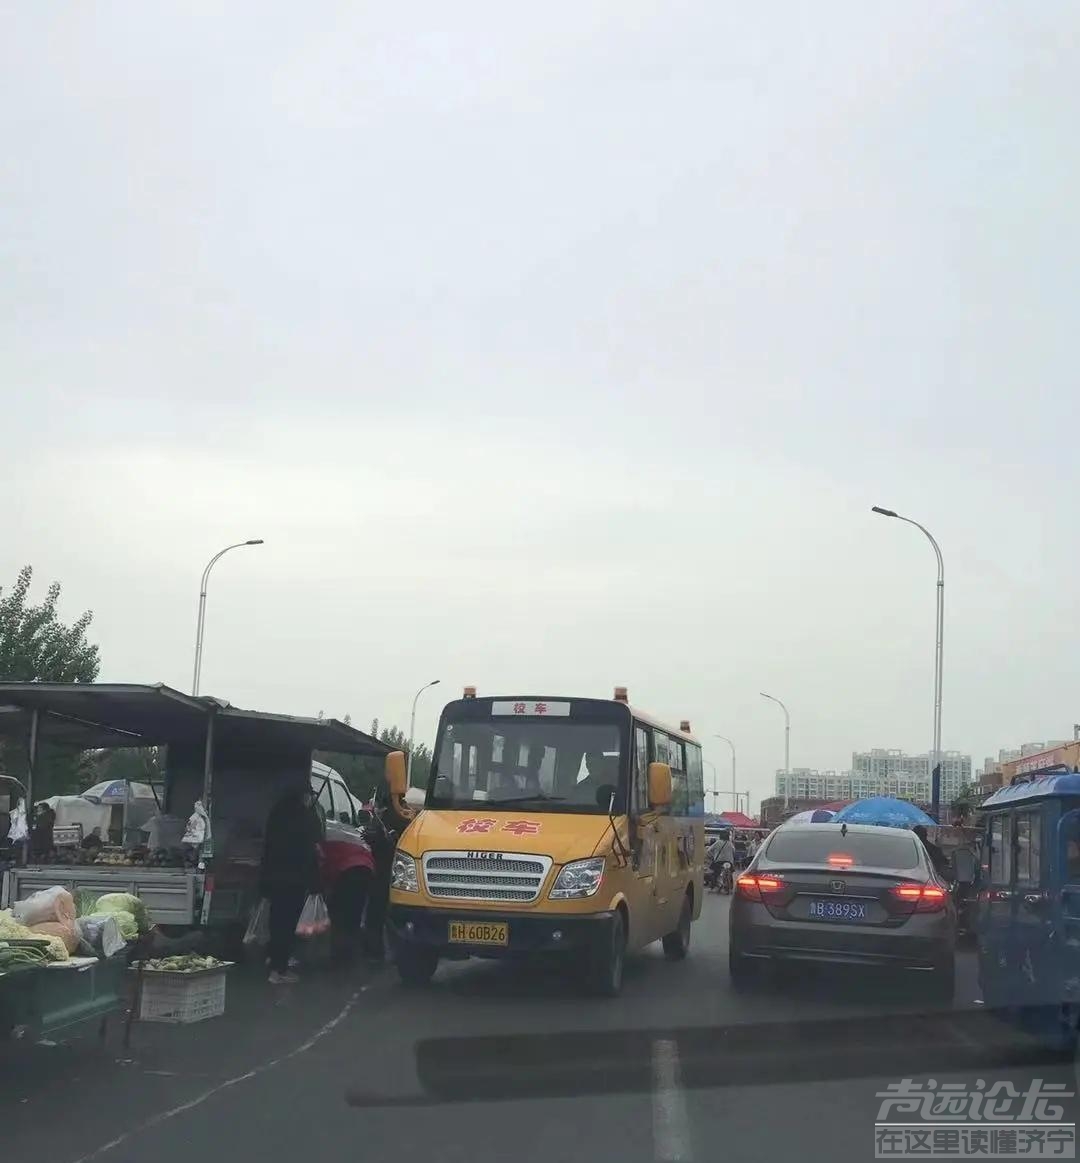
[633, 726, 650, 814]
[667, 736, 687, 815]
[686, 745, 704, 814]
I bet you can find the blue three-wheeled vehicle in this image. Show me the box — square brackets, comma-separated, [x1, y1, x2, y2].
[977, 772, 1080, 1045]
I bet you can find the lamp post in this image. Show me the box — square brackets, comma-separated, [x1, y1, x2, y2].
[714, 734, 736, 818]
[872, 505, 945, 819]
[191, 540, 264, 696]
[760, 692, 790, 810]
[407, 679, 441, 785]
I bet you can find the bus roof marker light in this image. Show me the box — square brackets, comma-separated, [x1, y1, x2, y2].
[680, 720, 691, 733]
[463, 686, 477, 699]
[613, 686, 629, 702]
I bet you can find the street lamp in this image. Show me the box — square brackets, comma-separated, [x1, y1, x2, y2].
[872, 505, 945, 818]
[760, 692, 791, 810]
[714, 735, 737, 818]
[191, 540, 264, 696]
[407, 679, 441, 785]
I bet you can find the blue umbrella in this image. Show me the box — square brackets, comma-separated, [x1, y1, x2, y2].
[831, 796, 934, 829]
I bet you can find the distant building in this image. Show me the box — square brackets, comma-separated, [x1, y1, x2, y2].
[850, 748, 971, 803]
[774, 769, 852, 801]
[774, 749, 973, 805]
[978, 740, 1074, 796]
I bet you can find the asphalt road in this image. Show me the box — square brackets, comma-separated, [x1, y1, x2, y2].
[3, 895, 1077, 1163]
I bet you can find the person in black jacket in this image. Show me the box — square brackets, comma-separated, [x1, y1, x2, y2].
[362, 784, 413, 959]
[913, 825, 952, 882]
[260, 787, 321, 984]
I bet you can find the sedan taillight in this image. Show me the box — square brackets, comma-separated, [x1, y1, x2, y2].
[736, 873, 785, 902]
[889, 883, 948, 913]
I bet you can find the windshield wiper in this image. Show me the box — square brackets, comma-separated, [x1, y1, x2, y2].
[480, 794, 569, 806]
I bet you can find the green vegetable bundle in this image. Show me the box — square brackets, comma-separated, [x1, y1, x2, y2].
[138, 954, 226, 973]
[0, 941, 49, 973]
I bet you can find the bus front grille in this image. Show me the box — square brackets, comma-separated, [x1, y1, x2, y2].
[422, 851, 553, 903]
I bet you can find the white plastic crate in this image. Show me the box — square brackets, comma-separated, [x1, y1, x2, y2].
[136, 964, 231, 1024]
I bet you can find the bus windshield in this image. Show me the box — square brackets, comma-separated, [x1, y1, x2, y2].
[430, 720, 624, 814]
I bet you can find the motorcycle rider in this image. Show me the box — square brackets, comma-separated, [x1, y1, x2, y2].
[707, 830, 736, 890]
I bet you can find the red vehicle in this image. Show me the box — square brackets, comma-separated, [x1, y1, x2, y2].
[310, 764, 376, 946]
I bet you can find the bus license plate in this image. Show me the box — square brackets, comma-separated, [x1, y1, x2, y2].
[448, 921, 509, 945]
[807, 899, 868, 922]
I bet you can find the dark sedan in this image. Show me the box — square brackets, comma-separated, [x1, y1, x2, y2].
[729, 823, 955, 998]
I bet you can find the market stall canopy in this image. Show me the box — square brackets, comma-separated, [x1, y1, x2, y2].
[0, 682, 391, 757]
[82, 780, 158, 804]
[718, 810, 757, 828]
[786, 808, 836, 824]
[831, 796, 934, 829]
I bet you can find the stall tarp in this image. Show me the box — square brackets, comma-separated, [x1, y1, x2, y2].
[82, 780, 158, 804]
[41, 796, 111, 837]
[718, 811, 757, 828]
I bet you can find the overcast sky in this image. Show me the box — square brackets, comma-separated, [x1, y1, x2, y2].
[3, 3, 1078, 812]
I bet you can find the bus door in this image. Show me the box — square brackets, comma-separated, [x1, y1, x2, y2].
[629, 724, 663, 944]
[651, 729, 685, 934]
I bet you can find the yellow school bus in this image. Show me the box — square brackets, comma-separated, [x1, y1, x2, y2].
[385, 687, 705, 995]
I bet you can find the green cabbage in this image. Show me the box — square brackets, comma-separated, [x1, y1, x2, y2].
[94, 893, 150, 933]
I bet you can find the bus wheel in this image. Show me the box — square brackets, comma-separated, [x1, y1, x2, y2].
[588, 910, 626, 997]
[396, 944, 438, 987]
[662, 894, 692, 962]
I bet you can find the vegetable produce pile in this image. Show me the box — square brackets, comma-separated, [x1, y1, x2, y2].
[137, 955, 227, 973]
[0, 910, 69, 961]
[48, 846, 196, 868]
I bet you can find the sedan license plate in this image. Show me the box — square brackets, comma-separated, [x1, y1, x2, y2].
[807, 898, 868, 922]
[448, 921, 509, 946]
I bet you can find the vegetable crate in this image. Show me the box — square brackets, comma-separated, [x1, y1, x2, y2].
[137, 964, 232, 1024]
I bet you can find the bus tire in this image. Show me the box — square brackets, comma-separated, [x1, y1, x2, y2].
[662, 893, 693, 961]
[396, 943, 438, 987]
[588, 909, 627, 997]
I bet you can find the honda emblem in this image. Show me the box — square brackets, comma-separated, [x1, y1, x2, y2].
[830, 880, 846, 894]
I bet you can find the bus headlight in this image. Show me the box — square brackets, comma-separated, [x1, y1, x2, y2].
[391, 851, 419, 892]
[549, 857, 605, 899]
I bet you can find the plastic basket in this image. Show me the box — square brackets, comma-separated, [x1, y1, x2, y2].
[136, 964, 231, 1024]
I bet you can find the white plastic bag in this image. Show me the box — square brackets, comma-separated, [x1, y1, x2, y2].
[76, 913, 126, 958]
[243, 899, 271, 946]
[295, 894, 330, 939]
[8, 799, 28, 844]
[12, 885, 74, 927]
[182, 799, 210, 846]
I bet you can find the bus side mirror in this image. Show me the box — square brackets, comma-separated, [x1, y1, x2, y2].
[648, 762, 672, 810]
[385, 751, 407, 797]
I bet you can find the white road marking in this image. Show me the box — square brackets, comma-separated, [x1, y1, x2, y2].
[70, 986, 367, 1163]
[651, 1037, 693, 1162]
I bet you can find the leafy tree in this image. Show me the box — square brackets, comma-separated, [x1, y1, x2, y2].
[316, 718, 433, 801]
[0, 567, 102, 797]
[0, 565, 100, 682]
[950, 782, 981, 824]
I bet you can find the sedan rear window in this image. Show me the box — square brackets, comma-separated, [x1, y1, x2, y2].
[763, 830, 921, 870]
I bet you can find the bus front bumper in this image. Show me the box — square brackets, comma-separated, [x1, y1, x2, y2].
[388, 904, 616, 959]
